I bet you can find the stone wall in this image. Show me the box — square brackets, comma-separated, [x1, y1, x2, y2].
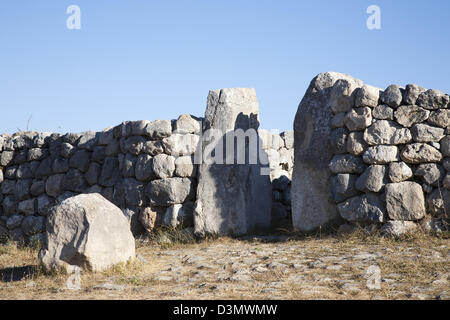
[0, 112, 294, 243]
[259, 130, 294, 228]
[0, 116, 203, 243]
[293, 72, 449, 235]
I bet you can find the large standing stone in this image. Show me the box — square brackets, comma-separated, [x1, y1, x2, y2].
[385, 182, 426, 221]
[329, 78, 362, 113]
[292, 72, 363, 232]
[39, 193, 135, 272]
[330, 128, 348, 154]
[328, 154, 366, 174]
[194, 88, 272, 236]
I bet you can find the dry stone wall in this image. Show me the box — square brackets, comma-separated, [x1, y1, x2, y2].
[0, 114, 293, 243]
[0, 116, 203, 243]
[259, 130, 294, 228]
[293, 72, 449, 235]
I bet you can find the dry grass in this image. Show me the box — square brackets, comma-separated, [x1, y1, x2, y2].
[0, 230, 448, 300]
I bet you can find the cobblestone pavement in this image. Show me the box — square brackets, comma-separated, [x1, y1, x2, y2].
[0, 235, 448, 300]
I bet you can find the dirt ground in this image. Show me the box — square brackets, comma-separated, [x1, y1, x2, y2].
[0, 231, 448, 300]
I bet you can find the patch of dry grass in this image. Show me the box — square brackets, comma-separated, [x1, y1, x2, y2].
[0, 231, 448, 300]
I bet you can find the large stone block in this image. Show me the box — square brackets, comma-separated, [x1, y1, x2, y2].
[292, 72, 363, 232]
[194, 88, 272, 236]
[39, 193, 135, 272]
[385, 182, 426, 221]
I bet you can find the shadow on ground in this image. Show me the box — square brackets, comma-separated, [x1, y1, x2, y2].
[0, 265, 38, 282]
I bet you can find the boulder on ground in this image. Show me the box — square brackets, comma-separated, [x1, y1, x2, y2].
[39, 193, 135, 272]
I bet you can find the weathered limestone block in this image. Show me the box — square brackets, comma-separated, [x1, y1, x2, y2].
[414, 163, 444, 187]
[144, 120, 172, 139]
[162, 133, 199, 156]
[426, 188, 450, 217]
[401, 143, 442, 164]
[174, 156, 196, 178]
[329, 174, 359, 203]
[344, 107, 372, 131]
[152, 154, 175, 179]
[442, 136, 450, 157]
[174, 114, 202, 134]
[337, 194, 385, 223]
[292, 72, 363, 232]
[427, 109, 450, 128]
[402, 84, 426, 105]
[330, 128, 348, 154]
[355, 165, 386, 193]
[411, 123, 445, 143]
[380, 84, 403, 108]
[281, 131, 294, 149]
[355, 84, 381, 108]
[363, 120, 412, 145]
[373, 105, 394, 120]
[346, 132, 367, 156]
[381, 221, 417, 238]
[363, 145, 400, 164]
[194, 88, 272, 236]
[135, 154, 155, 181]
[385, 182, 426, 221]
[416, 89, 449, 110]
[388, 162, 413, 183]
[394, 105, 430, 127]
[148, 177, 195, 206]
[39, 193, 135, 272]
[328, 154, 366, 174]
[329, 78, 362, 113]
[139, 206, 164, 234]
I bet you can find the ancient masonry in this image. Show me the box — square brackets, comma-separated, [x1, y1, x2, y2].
[0, 72, 449, 243]
[0, 89, 292, 243]
[293, 72, 449, 237]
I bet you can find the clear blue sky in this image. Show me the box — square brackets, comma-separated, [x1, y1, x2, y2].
[1, 0, 449, 134]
